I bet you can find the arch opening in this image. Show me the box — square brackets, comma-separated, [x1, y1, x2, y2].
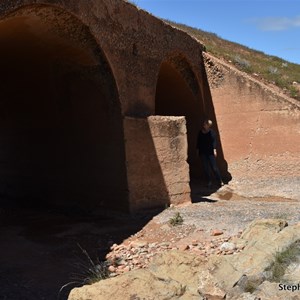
[155, 58, 205, 182]
[0, 6, 128, 213]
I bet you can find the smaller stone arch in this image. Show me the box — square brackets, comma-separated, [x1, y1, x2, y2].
[155, 52, 205, 181]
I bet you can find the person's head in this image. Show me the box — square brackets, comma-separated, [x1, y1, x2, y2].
[203, 119, 213, 130]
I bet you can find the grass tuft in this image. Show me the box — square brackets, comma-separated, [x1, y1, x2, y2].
[70, 244, 110, 285]
[169, 212, 184, 226]
[265, 240, 300, 282]
[57, 244, 109, 299]
[244, 281, 258, 294]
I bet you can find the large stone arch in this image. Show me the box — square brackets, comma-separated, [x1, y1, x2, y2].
[155, 53, 205, 181]
[0, 0, 208, 213]
[0, 5, 128, 212]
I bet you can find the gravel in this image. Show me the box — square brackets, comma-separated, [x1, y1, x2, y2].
[154, 198, 300, 236]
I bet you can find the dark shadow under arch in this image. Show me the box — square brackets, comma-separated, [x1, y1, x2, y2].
[0, 6, 139, 300]
[0, 5, 128, 213]
[155, 57, 204, 181]
[155, 55, 232, 199]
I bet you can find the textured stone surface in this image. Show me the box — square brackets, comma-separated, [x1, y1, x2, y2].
[198, 219, 300, 299]
[204, 53, 300, 200]
[68, 250, 205, 300]
[124, 116, 190, 212]
[0, 0, 298, 214]
[253, 281, 300, 300]
[69, 220, 300, 300]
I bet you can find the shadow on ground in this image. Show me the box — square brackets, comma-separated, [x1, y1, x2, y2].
[0, 204, 159, 300]
[190, 180, 219, 203]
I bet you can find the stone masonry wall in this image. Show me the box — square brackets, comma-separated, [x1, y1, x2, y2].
[148, 116, 190, 205]
[0, 0, 207, 212]
[124, 116, 190, 213]
[204, 53, 300, 198]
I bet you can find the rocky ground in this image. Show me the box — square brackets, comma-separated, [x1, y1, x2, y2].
[1, 181, 299, 300]
[68, 182, 300, 300]
[104, 183, 300, 277]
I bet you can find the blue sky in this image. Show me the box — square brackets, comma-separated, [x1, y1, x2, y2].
[133, 0, 300, 65]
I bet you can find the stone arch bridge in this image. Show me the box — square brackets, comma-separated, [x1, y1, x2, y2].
[0, 0, 298, 213]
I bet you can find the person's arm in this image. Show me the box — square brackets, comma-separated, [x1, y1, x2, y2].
[211, 130, 218, 157]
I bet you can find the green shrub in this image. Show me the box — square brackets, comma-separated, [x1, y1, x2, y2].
[169, 212, 184, 226]
[233, 55, 251, 71]
[289, 85, 299, 98]
[268, 66, 278, 74]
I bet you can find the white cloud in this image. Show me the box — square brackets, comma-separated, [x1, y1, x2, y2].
[251, 16, 300, 31]
[281, 47, 300, 51]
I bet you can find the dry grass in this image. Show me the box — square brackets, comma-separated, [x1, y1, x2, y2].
[165, 20, 300, 102]
[265, 240, 300, 282]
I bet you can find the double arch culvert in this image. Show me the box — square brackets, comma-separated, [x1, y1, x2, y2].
[0, 1, 224, 214]
[1, 1, 299, 300]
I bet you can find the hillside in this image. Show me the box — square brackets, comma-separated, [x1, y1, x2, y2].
[165, 20, 300, 102]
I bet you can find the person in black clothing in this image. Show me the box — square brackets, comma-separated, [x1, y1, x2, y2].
[197, 119, 223, 187]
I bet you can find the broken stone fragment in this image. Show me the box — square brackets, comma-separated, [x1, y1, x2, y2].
[211, 229, 224, 236]
[178, 244, 189, 251]
[220, 242, 236, 251]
